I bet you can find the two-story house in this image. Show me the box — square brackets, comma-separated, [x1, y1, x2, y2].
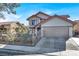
[27, 12, 73, 42]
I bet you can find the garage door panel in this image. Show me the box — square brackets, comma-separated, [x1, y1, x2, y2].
[43, 27, 69, 38]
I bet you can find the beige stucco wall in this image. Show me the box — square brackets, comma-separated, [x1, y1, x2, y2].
[69, 27, 73, 37]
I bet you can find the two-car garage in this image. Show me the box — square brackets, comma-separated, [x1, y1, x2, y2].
[41, 17, 73, 39]
[43, 26, 69, 38]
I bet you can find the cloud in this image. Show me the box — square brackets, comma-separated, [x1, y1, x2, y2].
[0, 12, 22, 22]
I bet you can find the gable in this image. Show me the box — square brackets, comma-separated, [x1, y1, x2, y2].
[37, 13, 49, 19]
[29, 16, 40, 20]
[42, 17, 72, 27]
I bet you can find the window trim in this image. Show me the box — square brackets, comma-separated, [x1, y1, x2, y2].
[32, 20, 36, 25]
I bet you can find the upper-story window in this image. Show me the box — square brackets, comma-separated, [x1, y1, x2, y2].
[32, 20, 35, 25]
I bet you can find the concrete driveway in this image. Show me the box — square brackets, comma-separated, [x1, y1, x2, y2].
[36, 37, 66, 53]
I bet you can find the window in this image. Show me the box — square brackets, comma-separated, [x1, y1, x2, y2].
[32, 20, 35, 25]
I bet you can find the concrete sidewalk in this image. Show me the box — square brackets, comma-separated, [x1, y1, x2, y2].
[0, 44, 40, 52]
[43, 50, 79, 56]
[0, 44, 58, 54]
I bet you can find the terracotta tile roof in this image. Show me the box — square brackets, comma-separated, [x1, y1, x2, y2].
[59, 15, 70, 18]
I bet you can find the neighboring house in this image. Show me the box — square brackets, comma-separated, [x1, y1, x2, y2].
[0, 21, 28, 35]
[73, 20, 79, 36]
[27, 12, 73, 41]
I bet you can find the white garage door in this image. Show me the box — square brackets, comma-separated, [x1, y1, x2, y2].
[43, 27, 69, 38]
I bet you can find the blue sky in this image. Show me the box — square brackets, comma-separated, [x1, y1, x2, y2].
[1, 3, 79, 25]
